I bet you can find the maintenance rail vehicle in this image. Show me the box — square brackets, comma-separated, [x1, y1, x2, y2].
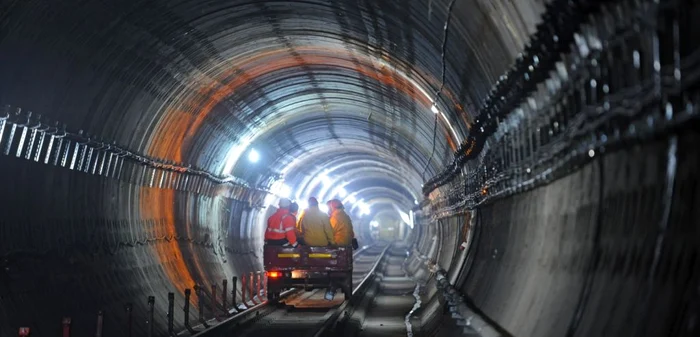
[263, 245, 353, 302]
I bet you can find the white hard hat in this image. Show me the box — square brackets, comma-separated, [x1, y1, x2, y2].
[278, 198, 291, 208]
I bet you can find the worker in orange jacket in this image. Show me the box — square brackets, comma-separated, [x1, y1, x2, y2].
[265, 198, 298, 247]
[327, 199, 355, 246]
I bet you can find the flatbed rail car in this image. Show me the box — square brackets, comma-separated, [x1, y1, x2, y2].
[263, 245, 353, 301]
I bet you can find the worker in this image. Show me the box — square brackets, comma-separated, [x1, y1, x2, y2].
[296, 197, 335, 246]
[264, 198, 298, 247]
[289, 202, 299, 217]
[326, 199, 355, 246]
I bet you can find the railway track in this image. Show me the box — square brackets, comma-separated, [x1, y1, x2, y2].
[195, 244, 392, 337]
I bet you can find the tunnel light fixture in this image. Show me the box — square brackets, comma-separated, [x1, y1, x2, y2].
[398, 210, 411, 225]
[431, 104, 439, 114]
[370, 220, 379, 228]
[336, 187, 347, 198]
[360, 206, 371, 216]
[248, 148, 260, 163]
[346, 195, 357, 204]
[394, 204, 415, 229]
[356, 200, 371, 216]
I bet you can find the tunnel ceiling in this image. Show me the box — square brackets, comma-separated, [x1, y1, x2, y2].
[0, 0, 546, 208]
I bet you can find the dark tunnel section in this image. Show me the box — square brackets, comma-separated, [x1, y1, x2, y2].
[1, 0, 700, 337]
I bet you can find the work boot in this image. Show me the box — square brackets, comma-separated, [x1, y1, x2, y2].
[324, 287, 336, 301]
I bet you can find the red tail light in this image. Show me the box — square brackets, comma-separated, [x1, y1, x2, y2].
[267, 271, 281, 278]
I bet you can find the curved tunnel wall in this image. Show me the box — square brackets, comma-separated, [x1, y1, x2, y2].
[9, 1, 696, 337]
[0, 0, 547, 335]
[422, 1, 700, 337]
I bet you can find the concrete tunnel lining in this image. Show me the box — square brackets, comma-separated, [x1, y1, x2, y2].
[3, 0, 699, 337]
[0, 0, 546, 334]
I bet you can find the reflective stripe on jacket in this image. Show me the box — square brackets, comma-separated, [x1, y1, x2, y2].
[329, 209, 355, 246]
[265, 209, 297, 245]
[296, 206, 335, 246]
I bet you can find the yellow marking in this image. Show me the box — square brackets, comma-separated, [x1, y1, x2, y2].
[277, 253, 301, 258]
[308, 253, 333, 258]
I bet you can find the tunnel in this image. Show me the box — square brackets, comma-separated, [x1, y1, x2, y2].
[0, 0, 699, 336]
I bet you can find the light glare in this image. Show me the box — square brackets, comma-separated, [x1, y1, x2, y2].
[399, 210, 414, 229]
[278, 184, 291, 198]
[271, 180, 292, 198]
[319, 204, 329, 214]
[320, 174, 332, 186]
[297, 200, 309, 210]
[248, 149, 260, 163]
[356, 201, 370, 216]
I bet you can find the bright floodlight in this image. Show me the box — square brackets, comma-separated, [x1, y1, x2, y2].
[248, 148, 260, 163]
[431, 104, 439, 114]
[337, 187, 347, 198]
[347, 195, 357, 204]
[370, 221, 379, 228]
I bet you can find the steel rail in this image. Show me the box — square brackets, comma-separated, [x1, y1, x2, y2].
[312, 244, 392, 337]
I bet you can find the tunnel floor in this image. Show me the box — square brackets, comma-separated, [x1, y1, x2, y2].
[357, 253, 416, 337]
[194, 244, 423, 337]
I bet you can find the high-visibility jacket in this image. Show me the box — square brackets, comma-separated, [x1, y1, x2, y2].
[329, 209, 355, 246]
[265, 209, 297, 245]
[296, 206, 335, 246]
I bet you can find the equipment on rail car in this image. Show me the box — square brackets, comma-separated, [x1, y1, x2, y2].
[263, 245, 354, 302]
